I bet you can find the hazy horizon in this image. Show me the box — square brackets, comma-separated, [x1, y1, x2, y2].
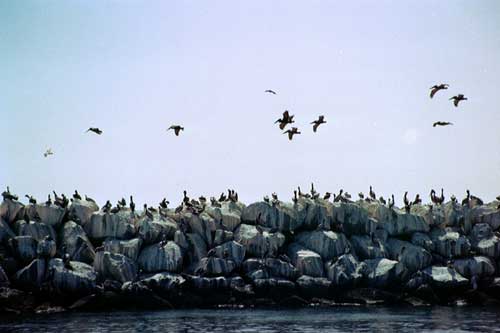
[2, 1, 500, 208]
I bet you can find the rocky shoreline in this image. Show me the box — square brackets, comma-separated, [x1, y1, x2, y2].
[2, 192, 500, 314]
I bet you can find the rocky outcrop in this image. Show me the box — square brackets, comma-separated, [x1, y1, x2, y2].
[85, 211, 136, 241]
[15, 221, 55, 242]
[14, 259, 46, 289]
[137, 217, 178, 244]
[234, 224, 285, 258]
[25, 204, 66, 228]
[94, 251, 137, 283]
[325, 254, 364, 287]
[287, 243, 324, 277]
[0, 199, 24, 224]
[296, 230, 350, 260]
[103, 238, 142, 261]
[60, 221, 95, 264]
[49, 259, 97, 295]
[137, 241, 183, 273]
[430, 228, 471, 258]
[362, 258, 407, 288]
[241, 201, 302, 232]
[470, 223, 500, 258]
[453, 256, 496, 279]
[350, 235, 387, 260]
[421, 266, 468, 288]
[68, 199, 99, 225]
[9, 236, 38, 264]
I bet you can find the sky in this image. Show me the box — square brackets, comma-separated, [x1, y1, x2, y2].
[1, 1, 500, 207]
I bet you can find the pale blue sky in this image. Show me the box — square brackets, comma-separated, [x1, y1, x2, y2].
[1, 1, 500, 207]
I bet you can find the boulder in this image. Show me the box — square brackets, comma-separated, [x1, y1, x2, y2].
[9, 236, 37, 263]
[94, 251, 137, 283]
[0, 218, 15, 243]
[470, 223, 500, 258]
[137, 217, 178, 244]
[362, 258, 407, 288]
[25, 204, 66, 228]
[367, 204, 429, 236]
[252, 278, 296, 297]
[300, 199, 334, 230]
[49, 258, 97, 295]
[37, 238, 57, 258]
[242, 258, 299, 281]
[139, 272, 186, 296]
[68, 199, 99, 225]
[85, 211, 136, 241]
[241, 201, 302, 232]
[194, 257, 237, 277]
[453, 256, 496, 279]
[386, 238, 433, 273]
[60, 221, 95, 264]
[325, 254, 364, 287]
[430, 228, 471, 258]
[189, 275, 244, 291]
[185, 212, 216, 247]
[421, 266, 468, 288]
[411, 232, 434, 252]
[0, 199, 24, 224]
[332, 202, 373, 235]
[287, 243, 324, 277]
[213, 240, 245, 265]
[186, 232, 208, 263]
[467, 205, 500, 230]
[206, 202, 243, 231]
[296, 230, 350, 260]
[0, 266, 9, 287]
[443, 202, 466, 228]
[411, 204, 445, 226]
[214, 230, 234, 246]
[137, 241, 183, 273]
[103, 238, 142, 261]
[234, 224, 285, 258]
[296, 275, 331, 298]
[14, 259, 46, 289]
[16, 220, 56, 242]
[350, 235, 387, 260]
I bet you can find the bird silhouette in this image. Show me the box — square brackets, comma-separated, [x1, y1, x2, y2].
[167, 125, 184, 136]
[450, 94, 467, 107]
[429, 84, 449, 98]
[43, 148, 54, 158]
[433, 121, 453, 127]
[275, 111, 295, 130]
[283, 127, 301, 140]
[265, 89, 277, 95]
[311, 115, 326, 132]
[86, 127, 103, 135]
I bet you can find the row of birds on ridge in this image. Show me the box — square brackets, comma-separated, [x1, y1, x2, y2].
[429, 83, 468, 128]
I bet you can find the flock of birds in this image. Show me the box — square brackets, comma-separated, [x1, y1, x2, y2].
[428, 83, 468, 127]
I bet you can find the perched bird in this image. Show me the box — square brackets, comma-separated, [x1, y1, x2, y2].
[86, 127, 103, 135]
[388, 195, 395, 209]
[379, 196, 386, 205]
[85, 195, 95, 203]
[264, 89, 277, 95]
[283, 127, 301, 140]
[433, 121, 453, 127]
[25, 194, 36, 205]
[45, 194, 52, 206]
[275, 111, 295, 130]
[429, 84, 449, 98]
[311, 115, 326, 132]
[130, 195, 135, 212]
[118, 198, 126, 207]
[413, 194, 422, 205]
[450, 94, 467, 107]
[369, 186, 376, 200]
[323, 192, 331, 200]
[358, 192, 365, 200]
[44, 148, 54, 158]
[73, 190, 82, 200]
[167, 125, 184, 136]
[159, 198, 169, 209]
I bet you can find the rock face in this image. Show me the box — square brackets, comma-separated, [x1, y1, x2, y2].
[137, 218, 178, 244]
[234, 224, 285, 258]
[194, 257, 236, 277]
[350, 235, 387, 260]
[9, 236, 38, 264]
[470, 223, 500, 258]
[15, 221, 56, 242]
[453, 256, 496, 279]
[103, 238, 142, 261]
[14, 259, 46, 289]
[325, 254, 364, 287]
[241, 202, 301, 232]
[213, 241, 245, 265]
[0, 199, 24, 224]
[430, 228, 471, 258]
[287, 243, 324, 277]
[49, 259, 97, 295]
[85, 211, 136, 240]
[94, 251, 137, 283]
[25, 204, 66, 228]
[386, 238, 432, 273]
[296, 231, 350, 260]
[60, 221, 95, 264]
[362, 258, 407, 288]
[68, 199, 99, 225]
[207, 202, 243, 231]
[137, 241, 183, 273]
[421, 266, 468, 288]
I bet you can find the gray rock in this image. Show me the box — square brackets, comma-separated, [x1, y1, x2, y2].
[25, 204, 66, 228]
[296, 230, 350, 260]
[15, 220, 56, 242]
[411, 232, 434, 252]
[0, 266, 9, 287]
[367, 204, 430, 236]
[467, 205, 500, 230]
[194, 257, 237, 277]
[362, 258, 407, 288]
[470, 223, 500, 258]
[411, 204, 445, 227]
[287, 243, 324, 277]
[85, 211, 136, 241]
[214, 230, 234, 246]
[242, 258, 299, 281]
[139, 272, 186, 293]
[60, 221, 95, 264]
[185, 212, 216, 247]
[103, 238, 143, 261]
[300, 199, 334, 230]
[0, 218, 15, 243]
[190, 275, 244, 290]
[94, 251, 137, 283]
[9, 236, 38, 263]
[443, 202, 466, 228]
[421, 266, 468, 288]
[186, 232, 208, 263]
[14, 259, 46, 289]
[137, 217, 178, 244]
[252, 278, 296, 295]
[49, 258, 97, 295]
[332, 202, 373, 235]
[350, 235, 387, 260]
[241, 201, 302, 232]
[234, 224, 285, 258]
[325, 254, 364, 287]
[214, 241, 245, 265]
[206, 202, 243, 231]
[137, 241, 183, 273]
[453, 256, 496, 279]
[296, 275, 331, 297]
[430, 228, 471, 258]
[0, 199, 24, 224]
[385, 238, 432, 273]
[37, 238, 57, 258]
[68, 199, 99, 225]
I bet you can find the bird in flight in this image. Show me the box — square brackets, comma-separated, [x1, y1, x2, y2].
[283, 127, 301, 140]
[311, 115, 326, 132]
[450, 94, 467, 107]
[275, 111, 295, 130]
[167, 125, 184, 136]
[429, 84, 449, 98]
[86, 127, 103, 135]
[265, 89, 277, 95]
[433, 121, 453, 127]
[44, 148, 54, 158]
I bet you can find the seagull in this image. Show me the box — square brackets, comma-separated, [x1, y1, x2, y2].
[433, 121, 453, 127]
[450, 94, 467, 107]
[43, 148, 54, 158]
[86, 127, 103, 135]
[429, 84, 449, 98]
[265, 89, 277, 95]
[167, 125, 184, 136]
[283, 127, 301, 140]
[275, 111, 295, 130]
[311, 115, 326, 132]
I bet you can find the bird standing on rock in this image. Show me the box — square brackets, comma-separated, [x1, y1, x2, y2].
[369, 186, 376, 201]
[311, 115, 326, 132]
[429, 84, 449, 98]
[283, 127, 301, 140]
[450, 94, 467, 107]
[167, 125, 184, 136]
[73, 190, 82, 200]
[130, 196, 135, 212]
[86, 127, 103, 135]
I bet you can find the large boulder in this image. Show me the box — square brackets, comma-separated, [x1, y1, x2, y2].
[137, 241, 183, 273]
[470, 223, 500, 258]
[68, 199, 99, 225]
[85, 211, 136, 241]
[242, 258, 299, 281]
[25, 204, 66, 228]
[188, 275, 244, 291]
[213, 241, 245, 265]
[467, 205, 500, 230]
[206, 202, 243, 231]
[49, 258, 97, 295]
[361, 258, 407, 288]
[430, 228, 471, 258]
[0, 199, 24, 224]
[325, 254, 364, 287]
[60, 221, 95, 264]
[411, 232, 434, 252]
[9, 236, 37, 263]
[367, 204, 430, 236]
[421, 266, 468, 288]
[139, 272, 186, 297]
[15, 220, 56, 242]
[299, 199, 334, 231]
[0, 218, 15, 243]
[0, 266, 9, 287]
[453, 256, 496, 279]
[234, 224, 285, 258]
[194, 257, 237, 277]
[37, 238, 57, 258]
[332, 202, 373, 235]
[386, 238, 433, 273]
[14, 259, 46, 289]
[287, 243, 324, 277]
[296, 275, 331, 298]
[214, 230, 234, 246]
[185, 232, 208, 263]
[185, 212, 216, 247]
[443, 202, 466, 228]
[137, 217, 178, 244]
[103, 238, 142, 261]
[296, 230, 350, 260]
[241, 201, 302, 232]
[350, 235, 387, 260]
[94, 251, 137, 283]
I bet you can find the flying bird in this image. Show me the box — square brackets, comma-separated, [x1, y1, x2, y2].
[429, 84, 449, 98]
[86, 127, 103, 135]
[275, 110, 295, 130]
[450, 94, 467, 107]
[283, 127, 301, 140]
[433, 121, 453, 127]
[43, 148, 54, 158]
[311, 115, 326, 132]
[265, 89, 277, 95]
[167, 125, 184, 136]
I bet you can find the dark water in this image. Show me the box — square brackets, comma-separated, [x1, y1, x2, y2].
[1, 307, 500, 332]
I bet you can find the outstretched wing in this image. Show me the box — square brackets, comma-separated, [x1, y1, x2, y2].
[288, 131, 294, 140]
[279, 122, 287, 130]
[174, 128, 180, 136]
[454, 99, 459, 107]
[430, 87, 438, 98]
[313, 123, 319, 132]
[283, 110, 290, 119]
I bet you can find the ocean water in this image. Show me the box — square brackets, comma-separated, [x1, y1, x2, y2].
[1, 307, 499, 332]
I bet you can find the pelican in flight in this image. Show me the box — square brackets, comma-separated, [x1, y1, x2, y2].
[44, 148, 54, 158]
[433, 121, 453, 127]
[429, 84, 449, 98]
[168, 125, 184, 136]
[275, 110, 295, 130]
[450, 94, 467, 107]
[86, 127, 103, 135]
[283, 127, 301, 140]
[265, 89, 277, 95]
[311, 115, 326, 132]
